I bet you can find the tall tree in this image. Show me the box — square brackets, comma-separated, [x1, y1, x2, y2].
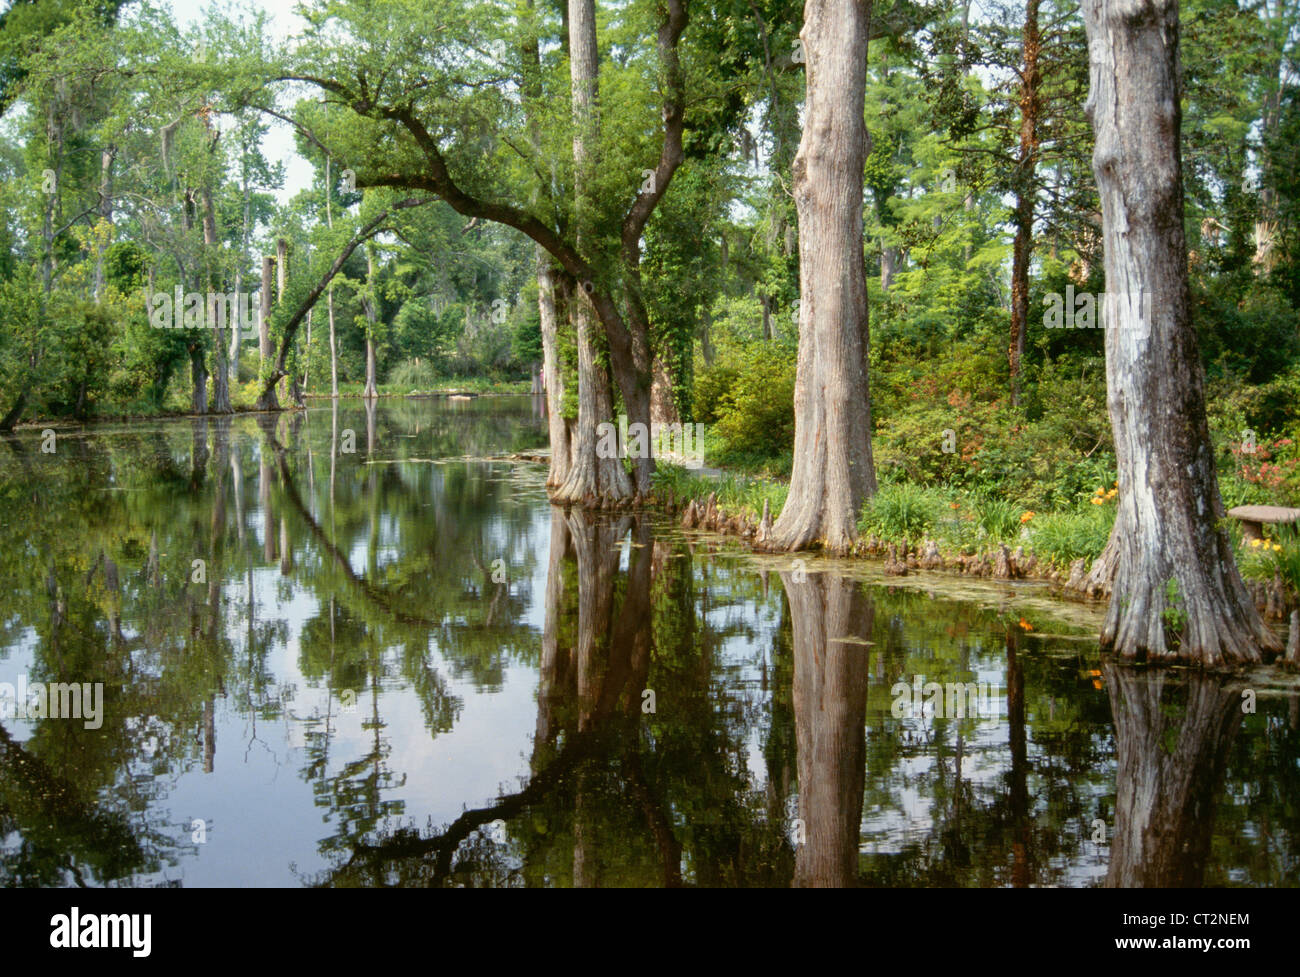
[1008, 0, 1041, 405]
[767, 0, 877, 553]
[1080, 0, 1282, 664]
[271, 0, 692, 499]
[553, 0, 632, 504]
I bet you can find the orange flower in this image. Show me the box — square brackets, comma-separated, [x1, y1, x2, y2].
[1020, 510, 1035, 523]
[1018, 618, 1034, 631]
[950, 502, 962, 509]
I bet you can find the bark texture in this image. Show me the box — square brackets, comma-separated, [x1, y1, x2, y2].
[553, 293, 633, 504]
[363, 245, 379, 401]
[203, 184, 232, 414]
[769, 0, 877, 554]
[1081, 0, 1282, 664]
[258, 255, 279, 411]
[551, 0, 634, 505]
[538, 252, 573, 490]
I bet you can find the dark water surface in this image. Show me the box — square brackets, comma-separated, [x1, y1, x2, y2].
[1, 397, 1296, 887]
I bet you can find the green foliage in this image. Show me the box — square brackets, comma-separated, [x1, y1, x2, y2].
[1027, 505, 1116, 569]
[1162, 578, 1187, 638]
[695, 340, 796, 465]
[651, 464, 788, 522]
[692, 363, 739, 425]
[387, 357, 437, 392]
[972, 494, 1023, 545]
[859, 483, 945, 541]
[1238, 525, 1300, 596]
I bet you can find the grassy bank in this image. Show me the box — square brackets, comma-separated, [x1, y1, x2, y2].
[651, 462, 1300, 610]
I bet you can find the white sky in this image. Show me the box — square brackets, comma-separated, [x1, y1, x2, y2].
[169, 0, 314, 204]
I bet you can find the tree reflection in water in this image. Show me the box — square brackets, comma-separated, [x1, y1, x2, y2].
[1, 402, 1296, 887]
[1104, 663, 1244, 888]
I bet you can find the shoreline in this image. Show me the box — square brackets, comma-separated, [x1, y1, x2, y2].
[650, 484, 1300, 633]
[0, 388, 535, 431]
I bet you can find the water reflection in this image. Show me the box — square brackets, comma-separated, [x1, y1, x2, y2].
[0, 400, 1296, 887]
[1105, 664, 1243, 888]
[785, 572, 871, 887]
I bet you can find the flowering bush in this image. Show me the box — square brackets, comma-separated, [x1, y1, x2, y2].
[1237, 526, 1300, 597]
[1223, 436, 1300, 507]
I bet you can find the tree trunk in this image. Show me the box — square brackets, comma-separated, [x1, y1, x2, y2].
[650, 355, 680, 427]
[304, 307, 312, 393]
[552, 0, 634, 505]
[276, 238, 290, 405]
[785, 572, 871, 887]
[1008, 0, 1040, 407]
[190, 345, 208, 415]
[539, 252, 572, 490]
[258, 255, 279, 410]
[232, 145, 253, 389]
[93, 147, 114, 302]
[553, 293, 633, 504]
[768, 0, 877, 554]
[1081, 0, 1282, 665]
[880, 245, 897, 292]
[325, 156, 339, 399]
[328, 289, 338, 398]
[363, 245, 379, 400]
[204, 185, 233, 414]
[0, 388, 28, 433]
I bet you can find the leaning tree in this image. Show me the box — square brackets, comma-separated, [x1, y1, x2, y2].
[247, 0, 696, 503]
[1080, 0, 1282, 665]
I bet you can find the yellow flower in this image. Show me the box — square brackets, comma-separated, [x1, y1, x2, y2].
[1273, 543, 1283, 552]
[1091, 498, 1104, 505]
[1250, 539, 1262, 547]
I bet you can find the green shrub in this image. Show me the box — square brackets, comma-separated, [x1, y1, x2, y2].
[859, 483, 945, 541]
[388, 358, 438, 391]
[651, 464, 787, 521]
[973, 494, 1024, 544]
[1237, 524, 1300, 595]
[1028, 505, 1115, 568]
[707, 346, 796, 462]
[693, 363, 740, 425]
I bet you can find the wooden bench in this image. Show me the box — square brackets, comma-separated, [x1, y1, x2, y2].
[1227, 504, 1300, 542]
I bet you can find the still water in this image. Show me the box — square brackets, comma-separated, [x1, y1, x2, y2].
[0, 397, 1296, 887]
